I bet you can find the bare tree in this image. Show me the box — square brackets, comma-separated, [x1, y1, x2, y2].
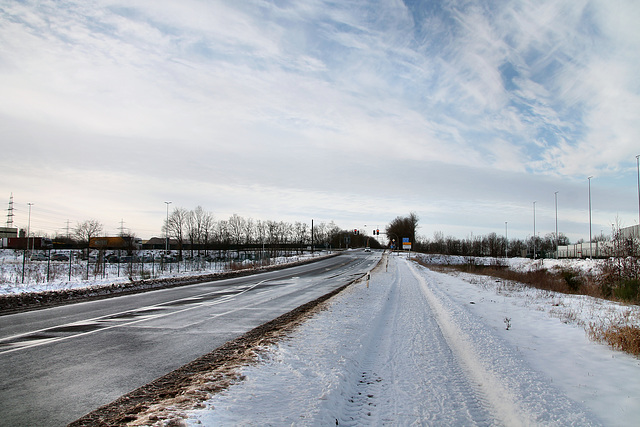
[185, 210, 198, 257]
[266, 220, 279, 255]
[191, 206, 212, 249]
[327, 221, 341, 247]
[200, 209, 216, 253]
[243, 217, 255, 245]
[314, 222, 327, 246]
[293, 222, 308, 253]
[279, 221, 292, 254]
[73, 219, 104, 255]
[385, 213, 419, 249]
[165, 207, 188, 259]
[255, 219, 267, 246]
[228, 214, 245, 246]
[215, 220, 229, 246]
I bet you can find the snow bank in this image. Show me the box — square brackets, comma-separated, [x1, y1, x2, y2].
[186, 255, 640, 426]
[415, 253, 604, 275]
[0, 249, 329, 296]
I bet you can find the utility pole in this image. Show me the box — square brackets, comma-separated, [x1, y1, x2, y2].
[555, 191, 559, 259]
[27, 203, 33, 251]
[164, 201, 172, 254]
[22, 202, 33, 283]
[588, 176, 593, 259]
[533, 201, 536, 259]
[636, 154, 639, 231]
[505, 221, 508, 258]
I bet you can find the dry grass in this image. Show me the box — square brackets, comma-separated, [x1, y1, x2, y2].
[588, 323, 640, 357]
[418, 256, 640, 358]
[420, 261, 580, 295]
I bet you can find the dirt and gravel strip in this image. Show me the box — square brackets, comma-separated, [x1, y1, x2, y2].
[67, 270, 371, 427]
[0, 253, 340, 316]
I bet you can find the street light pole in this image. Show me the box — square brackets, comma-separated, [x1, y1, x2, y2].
[636, 154, 639, 230]
[555, 191, 559, 259]
[27, 202, 33, 252]
[505, 221, 508, 258]
[588, 176, 593, 259]
[533, 201, 536, 259]
[22, 202, 33, 283]
[164, 201, 172, 254]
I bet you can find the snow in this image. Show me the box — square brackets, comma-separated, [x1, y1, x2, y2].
[186, 254, 640, 426]
[4, 249, 639, 425]
[0, 249, 328, 295]
[415, 253, 604, 275]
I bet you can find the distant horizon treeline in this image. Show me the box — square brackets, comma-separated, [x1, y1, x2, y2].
[385, 212, 577, 258]
[412, 230, 572, 258]
[16, 208, 606, 258]
[26, 206, 384, 252]
[161, 206, 384, 253]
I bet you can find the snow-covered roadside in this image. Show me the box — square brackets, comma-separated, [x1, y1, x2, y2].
[0, 250, 330, 295]
[424, 265, 640, 424]
[416, 253, 604, 275]
[185, 255, 640, 426]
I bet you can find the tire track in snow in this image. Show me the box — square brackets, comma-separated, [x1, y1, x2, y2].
[187, 255, 597, 426]
[328, 258, 397, 426]
[386, 257, 495, 425]
[330, 255, 496, 425]
[407, 260, 600, 426]
[406, 260, 530, 426]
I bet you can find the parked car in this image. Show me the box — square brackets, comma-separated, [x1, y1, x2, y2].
[105, 254, 120, 263]
[30, 253, 48, 261]
[50, 253, 69, 261]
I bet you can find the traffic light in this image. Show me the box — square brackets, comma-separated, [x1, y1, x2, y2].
[376, 229, 380, 235]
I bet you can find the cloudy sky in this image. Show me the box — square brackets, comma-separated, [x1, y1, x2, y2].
[1, 0, 639, 242]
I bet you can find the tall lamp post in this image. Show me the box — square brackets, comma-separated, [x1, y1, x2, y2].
[636, 155, 640, 230]
[533, 201, 536, 259]
[505, 221, 508, 258]
[27, 202, 33, 252]
[22, 202, 34, 283]
[588, 176, 593, 259]
[164, 201, 172, 254]
[555, 191, 559, 259]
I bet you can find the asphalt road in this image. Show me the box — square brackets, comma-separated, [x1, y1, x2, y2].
[0, 250, 381, 427]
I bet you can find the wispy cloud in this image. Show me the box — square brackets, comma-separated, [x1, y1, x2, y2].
[1, 0, 638, 240]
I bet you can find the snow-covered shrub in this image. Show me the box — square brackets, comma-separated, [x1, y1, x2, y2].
[560, 269, 582, 292]
[614, 279, 640, 303]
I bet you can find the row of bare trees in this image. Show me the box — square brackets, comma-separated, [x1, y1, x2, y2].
[37, 211, 376, 257]
[414, 231, 572, 258]
[384, 213, 576, 258]
[163, 206, 348, 257]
